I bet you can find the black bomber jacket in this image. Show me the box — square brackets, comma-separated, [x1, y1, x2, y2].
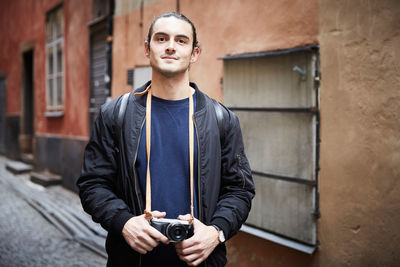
[77, 81, 255, 267]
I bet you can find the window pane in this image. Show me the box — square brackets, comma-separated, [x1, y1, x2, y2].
[47, 47, 53, 75]
[56, 8, 64, 38]
[46, 18, 53, 42]
[47, 78, 54, 106]
[236, 111, 315, 179]
[57, 43, 63, 73]
[56, 76, 62, 106]
[246, 174, 317, 245]
[224, 51, 315, 108]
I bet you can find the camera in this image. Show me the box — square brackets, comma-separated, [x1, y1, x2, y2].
[150, 218, 192, 242]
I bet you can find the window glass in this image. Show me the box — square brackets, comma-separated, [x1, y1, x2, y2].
[46, 19, 53, 42]
[45, 5, 64, 111]
[56, 8, 64, 38]
[57, 43, 62, 73]
[48, 47, 53, 75]
[48, 78, 54, 106]
[56, 76, 62, 106]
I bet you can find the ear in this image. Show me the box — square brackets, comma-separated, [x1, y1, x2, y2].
[190, 47, 200, 64]
[144, 41, 150, 58]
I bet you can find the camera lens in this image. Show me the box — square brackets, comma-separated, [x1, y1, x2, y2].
[174, 228, 183, 236]
[167, 223, 187, 242]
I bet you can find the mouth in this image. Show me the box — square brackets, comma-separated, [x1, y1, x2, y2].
[161, 56, 178, 60]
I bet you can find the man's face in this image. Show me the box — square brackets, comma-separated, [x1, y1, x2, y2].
[145, 16, 199, 78]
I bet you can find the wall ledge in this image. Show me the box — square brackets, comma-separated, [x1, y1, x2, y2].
[45, 111, 64, 118]
[240, 224, 317, 254]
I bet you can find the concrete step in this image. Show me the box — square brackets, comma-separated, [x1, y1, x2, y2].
[20, 153, 34, 165]
[30, 171, 62, 187]
[6, 161, 33, 174]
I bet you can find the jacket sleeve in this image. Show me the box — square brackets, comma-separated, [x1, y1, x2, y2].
[77, 101, 133, 235]
[210, 110, 255, 240]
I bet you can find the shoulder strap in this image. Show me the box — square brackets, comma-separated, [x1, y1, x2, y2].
[118, 93, 130, 129]
[211, 98, 226, 144]
[115, 92, 130, 146]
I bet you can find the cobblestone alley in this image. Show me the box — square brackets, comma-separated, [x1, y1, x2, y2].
[0, 155, 107, 266]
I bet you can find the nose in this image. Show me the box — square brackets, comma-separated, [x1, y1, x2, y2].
[165, 39, 176, 54]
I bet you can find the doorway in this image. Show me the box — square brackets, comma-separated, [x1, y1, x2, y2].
[20, 50, 34, 161]
[0, 74, 6, 154]
[89, 20, 109, 133]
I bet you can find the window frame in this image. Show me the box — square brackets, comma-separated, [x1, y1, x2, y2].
[45, 4, 65, 114]
[221, 45, 320, 254]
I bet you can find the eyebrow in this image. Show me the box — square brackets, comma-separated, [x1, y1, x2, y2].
[153, 32, 190, 40]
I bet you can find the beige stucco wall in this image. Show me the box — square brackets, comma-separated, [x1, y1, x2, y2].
[111, 0, 318, 101]
[318, 0, 400, 265]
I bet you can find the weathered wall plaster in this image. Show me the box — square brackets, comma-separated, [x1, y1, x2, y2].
[318, 0, 400, 265]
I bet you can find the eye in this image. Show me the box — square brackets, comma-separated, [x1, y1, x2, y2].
[158, 37, 166, 42]
[177, 38, 187, 45]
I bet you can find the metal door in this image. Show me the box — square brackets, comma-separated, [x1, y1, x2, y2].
[89, 21, 109, 133]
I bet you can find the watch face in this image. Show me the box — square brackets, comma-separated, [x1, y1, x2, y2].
[219, 231, 226, 242]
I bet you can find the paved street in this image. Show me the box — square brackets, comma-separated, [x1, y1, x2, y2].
[0, 155, 107, 266]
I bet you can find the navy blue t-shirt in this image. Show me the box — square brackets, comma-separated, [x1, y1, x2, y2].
[135, 92, 198, 266]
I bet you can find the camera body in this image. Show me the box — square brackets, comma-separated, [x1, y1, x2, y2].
[150, 218, 192, 242]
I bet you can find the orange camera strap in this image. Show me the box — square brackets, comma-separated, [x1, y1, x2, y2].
[137, 86, 195, 223]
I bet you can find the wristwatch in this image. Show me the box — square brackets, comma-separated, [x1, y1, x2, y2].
[212, 225, 226, 243]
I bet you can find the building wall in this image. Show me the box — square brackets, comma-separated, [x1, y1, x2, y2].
[318, 0, 400, 266]
[111, 0, 318, 100]
[112, 0, 319, 266]
[0, 0, 92, 190]
[1, 0, 398, 265]
[0, 0, 91, 136]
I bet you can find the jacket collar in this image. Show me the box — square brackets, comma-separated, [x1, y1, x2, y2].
[132, 80, 206, 112]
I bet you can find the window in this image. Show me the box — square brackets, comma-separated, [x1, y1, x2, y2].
[222, 46, 320, 253]
[46, 5, 64, 112]
[127, 66, 152, 89]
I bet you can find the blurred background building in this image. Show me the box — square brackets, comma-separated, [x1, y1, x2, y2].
[0, 0, 399, 266]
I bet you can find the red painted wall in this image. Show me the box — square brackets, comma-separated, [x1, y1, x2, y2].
[0, 0, 91, 137]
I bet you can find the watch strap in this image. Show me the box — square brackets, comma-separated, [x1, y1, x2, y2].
[212, 225, 225, 243]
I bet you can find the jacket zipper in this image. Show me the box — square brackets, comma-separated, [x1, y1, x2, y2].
[132, 117, 146, 267]
[193, 115, 202, 222]
[133, 117, 146, 215]
[194, 115, 207, 267]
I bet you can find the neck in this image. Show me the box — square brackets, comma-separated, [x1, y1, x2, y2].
[150, 71, 194, 100]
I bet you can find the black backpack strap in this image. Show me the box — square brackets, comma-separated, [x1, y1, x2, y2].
[211, 98, 226, 144]
[113, 92, 130, 151]
[118, 93, 130, 129]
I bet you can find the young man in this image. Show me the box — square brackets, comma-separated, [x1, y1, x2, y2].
[77, 12, 254, 267]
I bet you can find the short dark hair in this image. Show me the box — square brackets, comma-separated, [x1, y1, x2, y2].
[146, 12, 199, 50]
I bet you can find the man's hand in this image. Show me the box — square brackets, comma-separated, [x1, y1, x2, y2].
[122, 210, 169, 254]
[175, 214, 220, 266]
